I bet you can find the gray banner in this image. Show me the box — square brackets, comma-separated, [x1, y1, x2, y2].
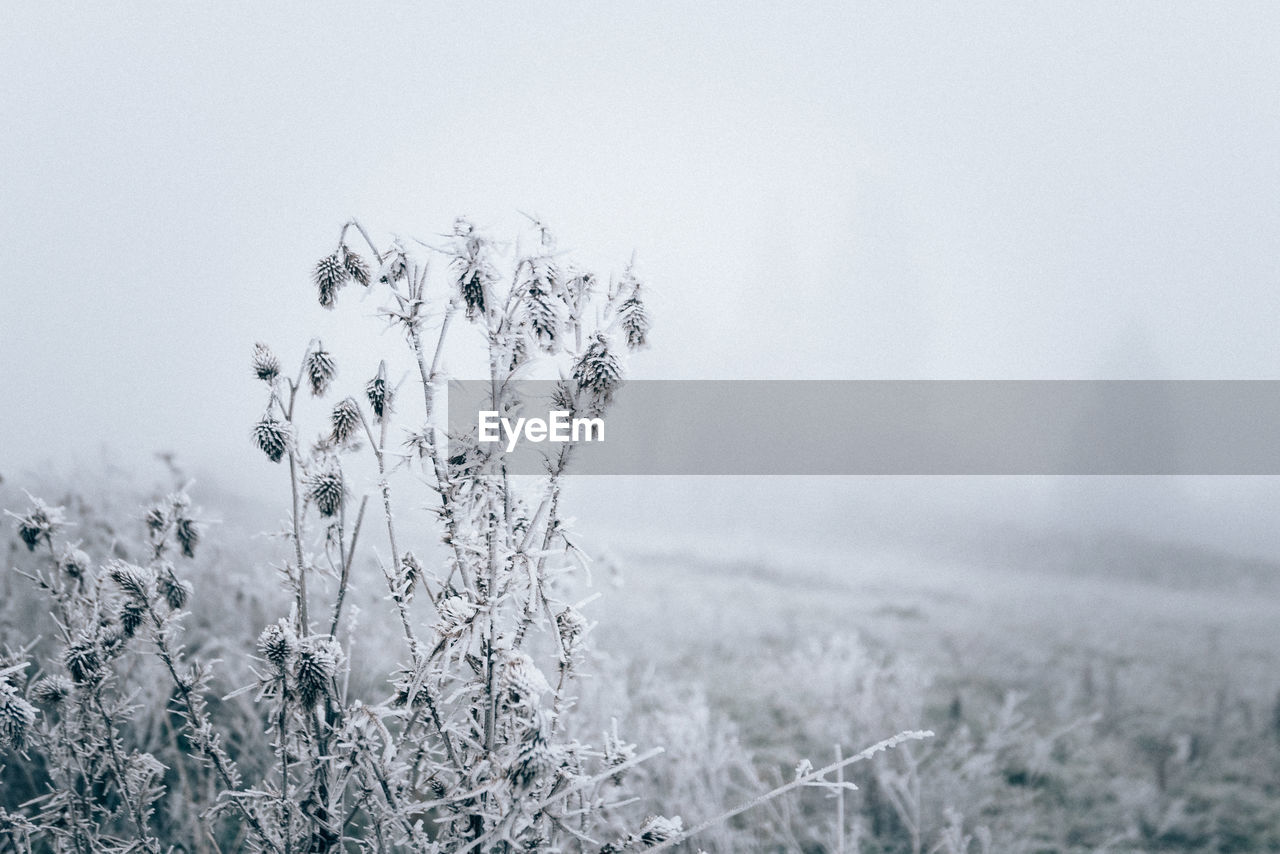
[445, 380, 1280, 475]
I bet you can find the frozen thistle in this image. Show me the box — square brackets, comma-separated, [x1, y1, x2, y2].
[58, 546, 90, 579]
[436, 594, 477, 638]
[251, 341, 281, 382]
[341, 243, 371, 287]
[638, 815, 684, 847]
[30, 675, 73, 707]
[63, 638, 101, 685]
[0, 685, 36, 752]
[12, 499, 64, 552]
[108, 561, 154, 602]
[145, 504, 168, 534]
[502, 650, 551, 706]
[313, 251, 349, 308]
[293, 637, 341, 708]
[573, 332, 623, 410]
[378, 238, 408, 284]
[330, 397, 361, 445]
[619, 281, 650, 351]
[365, 362, 392, 421]
[257, 620, 296, 669]
[175, 515, 201, 559]
[394, 551, 421, 603]
[253, 414, 290, 463]
[556, 605, 588, 653]
[304, 345, 337, 396]
[306, 462, 346, 518]
[120, 601, 146, 637]
[159, 565, 191, 610]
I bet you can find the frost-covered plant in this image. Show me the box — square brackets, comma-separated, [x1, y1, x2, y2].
[3, 216, 929, 853]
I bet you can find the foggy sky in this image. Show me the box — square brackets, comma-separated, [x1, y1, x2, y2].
[4, 3, 1280, 558]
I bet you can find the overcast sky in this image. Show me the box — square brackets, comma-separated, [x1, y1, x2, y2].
[4, 3, 1280, 556]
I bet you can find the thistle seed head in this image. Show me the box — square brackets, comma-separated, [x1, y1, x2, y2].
[13, 500, 64, 552]
[251, 342, 280, 382]
[58, 547, 90, 579]
[572, 333, 623, 410]
[502, 651, 550, 706]
[461, 269, 486, 320]
[175, 516, 201, 559]
[556, 605, 588, 652]
[145, 505, 168, 533]
[619, 290, 650, 351]
[253, 415, 290, 463]
[524, 286, 563, 354]
[378, 240, 408, 284]
[0, 686, 36, 751]
[341, 244, 371, 287]
[108, 561, 153, 602]
[120, 601, 146, 638]
[159, 568, 191, 610]
[257, 620, 296, 669]
[638, 815, 683, 847]
[30, 675, 73, 707]
[307, 463, 346, 518]
[394, 552, 421, 603]
[64, 638, 101, 685]
[436, 595, 476, 638]
[366, 362, 392, 421]
[305, 346, 337, 397]
[293, 637, 341, 707]
[330, 397, 361, 445]
[314, 252, 350, 309]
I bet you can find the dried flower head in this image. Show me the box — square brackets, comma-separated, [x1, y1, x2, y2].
[64, 638, 101, 685]
[253, 415, 290, 463]
[436, 595, 476, 638]
[293, 637, 341, 707]
[30, 675, 73, 707]
[502, 651, 551, 706]
[251, 341, 281, 382]
[378, 239, 408, 284]
[175, 516, 201, 559]
[307, 463, 346, 518]
[556, 605, 588, 652]
[619, 286, 649, 351]
[394, 552, 421, 603]
[12, 499, 64, 552]
[573, 333, 623, 410]
[120, 601, 146, 637]
[511, 713, 558, 792]
[305, 345, 337, 396]
[330, 397, 361, 445]
[159, 567, 191, 610]
[257, 620, 296, 669]
[58, 546, 90, 579]
[314, 252, 350, 308]
[366, 362, 392, 421]
[108, 561, 153, 602]
[342, 244, 371, 287]
[638, 815, 683, 847]
[0, 686, 36, 751]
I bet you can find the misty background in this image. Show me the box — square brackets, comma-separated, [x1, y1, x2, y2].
[4, 2, 1280, 561]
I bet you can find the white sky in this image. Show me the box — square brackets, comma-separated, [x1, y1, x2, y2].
[4, 3, 1280, 555]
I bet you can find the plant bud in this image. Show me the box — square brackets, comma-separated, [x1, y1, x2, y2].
[0, 686, 36, 751]
[257, 620, 296, 669]
[307, 463, 346, 518]
[305, 346, 337, 397]
[293, 637, 341, 708]
[330, 398, 361, 445]
[253, 415, 290, 463]
[251, 342, 280, 382]
[30, 675, 73, 706]
[342, 244, 370, 287]
[313, 252, 349, 309]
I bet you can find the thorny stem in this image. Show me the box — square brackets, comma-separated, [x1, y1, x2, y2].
[142, 601, 284, 854]
[329, 495, 368, 637]
[646, 731, 936, 853]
